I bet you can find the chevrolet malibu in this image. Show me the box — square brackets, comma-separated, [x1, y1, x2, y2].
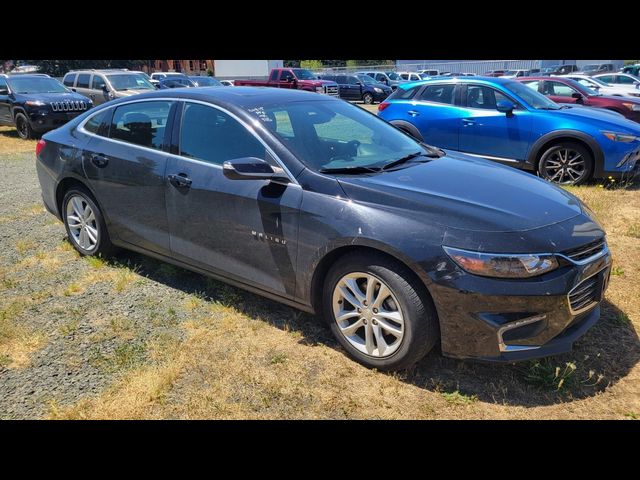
[36, 87, 612, 370]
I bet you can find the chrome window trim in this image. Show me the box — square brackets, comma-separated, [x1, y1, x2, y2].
[76, 97, 299, 185]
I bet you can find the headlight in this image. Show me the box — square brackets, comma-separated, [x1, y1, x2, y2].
[601, 131, 639, 142]
[315, 86, 324, 93]
[622, 102, 640, 111]
[374, 87, 383, 93]
[443, 246, 559, 278]
[25, 100, 46, 107]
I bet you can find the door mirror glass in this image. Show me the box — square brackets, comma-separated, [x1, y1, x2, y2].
[496, 100, 516, 115]
[223, 157, 289, 182]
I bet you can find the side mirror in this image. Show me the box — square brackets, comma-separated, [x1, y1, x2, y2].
[571, 92, 583, 99]
[496, 100, 515, 117]
[101, 84, 109, 92]
[223, 157, 289, 182]
[0, 87, 8, 95]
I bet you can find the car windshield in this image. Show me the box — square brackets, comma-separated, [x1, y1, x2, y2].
[7, 76, 68, 94]
[386, 72, 401, 80]
[245, 99, 434, 173]
[583, 65, 599, 72]
[107, 74, 155, 91]
[356, 74, 376, 85]
[191, 77, 222, 86]
[503, 79, 562, 110]
[292, 69, 318, 80]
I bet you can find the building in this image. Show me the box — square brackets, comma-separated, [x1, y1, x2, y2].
[395, 60, 625, 74]
[142, 60, 284, 79]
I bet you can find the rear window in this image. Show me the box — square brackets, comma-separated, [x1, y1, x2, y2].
[76, 74, 91, 88]
[63, 73, 77, 87]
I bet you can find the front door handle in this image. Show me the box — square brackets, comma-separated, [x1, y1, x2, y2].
[462, 119, 476, 126]
[407, 110, 420, 117]
[168, 173, 192, 188]
[90, 153, 109, 167]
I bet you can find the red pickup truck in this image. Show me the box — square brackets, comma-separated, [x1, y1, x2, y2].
[234, 68, 339, 96]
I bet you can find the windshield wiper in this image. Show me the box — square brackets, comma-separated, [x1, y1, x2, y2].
[319, 166, 382, 174]
[381, 151, 432, 171]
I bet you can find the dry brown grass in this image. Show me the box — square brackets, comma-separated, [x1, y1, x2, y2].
[0, 298, 46, 369]
[0, 126, 37, 154]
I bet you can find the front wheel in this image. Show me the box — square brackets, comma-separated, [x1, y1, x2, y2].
[537, 142, 593, 185]
[15, 113, 34, 140]
[323, 252, 439, 371]
[362, 92, 374, 104]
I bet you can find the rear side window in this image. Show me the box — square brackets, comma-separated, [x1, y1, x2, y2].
[389, 85, 420, 100]
[617, 75, 636, 85]
[419, 84, 456, 105]
[83, 108, 112, 136]
[110, 101, 172, 150]
[63, 73, 77, 87]
[179, 103, 265, 166]
[91, 75, 106, 90]
[270, 70, 279, 81]
[76, 74, 91, 88]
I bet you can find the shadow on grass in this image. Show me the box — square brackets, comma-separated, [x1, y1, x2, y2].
[0, 128, 20, 139]
[104, 247, 639, 408]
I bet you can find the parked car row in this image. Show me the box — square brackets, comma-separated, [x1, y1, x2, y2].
[377, 75, 640, 186]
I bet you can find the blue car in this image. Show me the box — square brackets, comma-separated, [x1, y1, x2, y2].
[378, 77, 640, 184]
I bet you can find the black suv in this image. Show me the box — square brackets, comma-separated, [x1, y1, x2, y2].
[0, 74, 92, 139]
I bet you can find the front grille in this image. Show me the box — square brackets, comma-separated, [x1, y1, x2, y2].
[563, 237, 606, 262]
[50, 101, 89, 112]
[324, 85, 339, 96]
[568, 276, 599, 312]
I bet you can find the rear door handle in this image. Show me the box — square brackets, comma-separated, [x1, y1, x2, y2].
[462, 119, 476, 126]
[407, 110, 420, 117]
[90, 153, 109, 167]
[168, 173, 192, 188]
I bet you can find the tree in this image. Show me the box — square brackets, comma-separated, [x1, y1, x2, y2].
[24, 60, 149, 77]
[284, 60, 300, 68]
[624, 60, 640, 65]
[300, 60, 323, 70]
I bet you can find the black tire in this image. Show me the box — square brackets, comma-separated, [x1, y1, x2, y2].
[62, 187, 115, 257]
[322, 252, 439, 371]
[14, 112, 34, 140]
[537, 141, 593, 186]
[362, 92, 374, 104]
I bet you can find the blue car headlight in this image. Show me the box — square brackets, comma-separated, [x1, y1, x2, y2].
[443, 246, 559, 278]
[601, 131, 640, 143]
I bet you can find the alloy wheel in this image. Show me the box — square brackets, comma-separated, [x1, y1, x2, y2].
[541, 147, 587, 184]
[332, 272, 404, 358]
[66, 195, 99, 251]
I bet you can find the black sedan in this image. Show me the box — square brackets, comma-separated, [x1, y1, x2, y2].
[34, 87, 611, 370]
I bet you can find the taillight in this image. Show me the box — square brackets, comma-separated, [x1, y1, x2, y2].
[36, 139, 46, 157]
[378, 102, 390, 112]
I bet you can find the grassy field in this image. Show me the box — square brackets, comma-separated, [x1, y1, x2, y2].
[0, 123, 638, 419]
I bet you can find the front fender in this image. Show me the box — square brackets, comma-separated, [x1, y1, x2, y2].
[526, 129, 604, 177]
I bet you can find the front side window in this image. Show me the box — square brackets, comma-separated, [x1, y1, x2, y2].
[419, 84, 456, 105]
[63, 73, 77, 87]
[180, 103, 265, 166]
[247, 100, 428, 172]
[466, 85, 512, 109]
[110, 101, 172, 150]
[91, 75, 106, 90]
[542, 80, 576, 97]
[76, 74, 91, 88]
[6, 76, 68, 94]
[279, 70, 294, 82]
[291, 69, 317, 80]
[347, 76, 360, 85]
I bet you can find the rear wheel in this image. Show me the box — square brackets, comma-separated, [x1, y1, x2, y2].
[322, 252, 439, 371]
[537, 142, 593, 185]
[62, 187, 115, 257]
[362, 92, 374, 104]
[15, 113, 34, 140]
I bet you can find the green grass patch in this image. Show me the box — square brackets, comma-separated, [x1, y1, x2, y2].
[441, 390, 478, 405]
[522, 360, 578, 391]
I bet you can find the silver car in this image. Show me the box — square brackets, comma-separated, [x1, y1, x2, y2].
[62, 69, 156, 105]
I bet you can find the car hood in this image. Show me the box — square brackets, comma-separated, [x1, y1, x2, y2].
[547, 104, 640, 131]
[337, 152, 583, 233]
[16, 92, 90, 103]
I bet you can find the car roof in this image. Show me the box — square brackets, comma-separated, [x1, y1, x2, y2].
[398, 75, 518, 89]
[2, 73, 51, 79]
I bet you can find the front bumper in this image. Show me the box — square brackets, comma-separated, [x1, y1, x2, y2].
[28, 110, 84, 133]
[428, 242, 612, 362]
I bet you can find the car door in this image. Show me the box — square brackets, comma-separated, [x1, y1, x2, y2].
[541, 79, 580, 104]
[164, 101, 302, 298]
[0, 77, 10, 125]
[458, 84, 533, 162]
[89, 74, 110, 105]
[346, 76, 362, 100]
[81, 100, 175, 255]
[401, 83, 460, 150]
[74, 73, 92, 99]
